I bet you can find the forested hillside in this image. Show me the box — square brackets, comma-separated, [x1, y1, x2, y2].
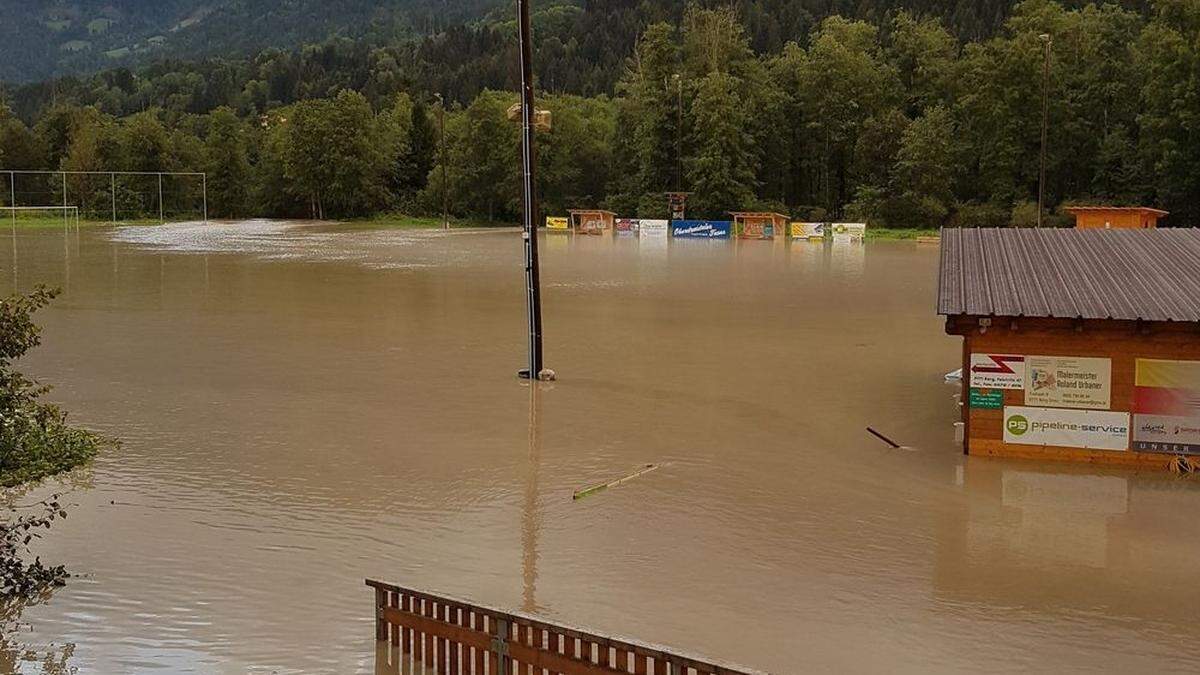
[0, 0, 1153, 84]
[1, 0, 1197, 229]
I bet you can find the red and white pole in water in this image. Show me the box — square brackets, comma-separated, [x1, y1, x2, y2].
[516, 0, 547, 381]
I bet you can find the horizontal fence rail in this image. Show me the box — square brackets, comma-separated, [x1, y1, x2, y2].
[367, 579, 767, 675]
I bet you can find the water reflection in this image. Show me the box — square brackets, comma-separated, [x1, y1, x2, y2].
[521, 382, 544, 614]
[6, 223, 1200, 672]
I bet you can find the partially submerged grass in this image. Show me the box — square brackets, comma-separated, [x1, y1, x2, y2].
[865, 228, 941, 240]
[4, 215, 164, 230]
[343, 213, 517, 230]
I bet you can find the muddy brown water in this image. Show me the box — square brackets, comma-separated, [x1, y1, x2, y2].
[3, 221, 1200, 674]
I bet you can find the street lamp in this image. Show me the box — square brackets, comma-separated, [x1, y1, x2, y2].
[515, 0, 549, 381]
[434, 93, 448, 231]
[673, 73, 682, 192]
[1038, 33, 1052, 228]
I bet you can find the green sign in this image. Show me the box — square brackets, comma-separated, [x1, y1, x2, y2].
[970, 388, 1004, 410]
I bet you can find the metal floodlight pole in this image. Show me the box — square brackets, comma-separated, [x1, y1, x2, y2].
[8, 172, 14, 231]
[202, 173, 208, 224]
[62, 172, 68, 230]
[516, 0, 544, 381]
[436, 93, 448, 231]
[111, 172, 117, 225]
[1038, 34, 1052, 228]
[158, 173, 164, 224]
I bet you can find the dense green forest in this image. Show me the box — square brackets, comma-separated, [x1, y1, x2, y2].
[1, 0, 1197, 228]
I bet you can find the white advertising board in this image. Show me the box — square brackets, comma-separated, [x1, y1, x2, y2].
[639, 220, 668, 238]
[1003, 406, 1130, 451]
[831, 223, 867, 243]
[1025, 356, 1111, 409]
[969, 354, 1026, 390]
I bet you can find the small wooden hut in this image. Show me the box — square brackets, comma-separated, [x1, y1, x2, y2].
[731, 212, 789, 240]
[1065, 206, 1168, 230]
[568, 210, 616, 236]
[939, 227, 1200, 469]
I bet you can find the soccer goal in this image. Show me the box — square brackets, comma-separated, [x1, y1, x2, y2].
[3, 170, 208, 225]
[1, 206, 81, 229]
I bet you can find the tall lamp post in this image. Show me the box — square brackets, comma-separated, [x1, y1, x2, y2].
[516, 0, 547, 381]
[1038, 33, 1052, 228]
[434, 93, 449, 231]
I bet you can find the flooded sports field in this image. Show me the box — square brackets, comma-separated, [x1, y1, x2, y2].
[3, 222, 1200, 673]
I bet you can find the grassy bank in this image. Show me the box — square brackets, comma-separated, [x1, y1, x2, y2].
[5, 215, 167, 230]
[342, 214, 518, 230]
[865, 228, 941, 240]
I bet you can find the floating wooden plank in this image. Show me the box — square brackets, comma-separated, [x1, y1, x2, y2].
[573, 464, 660, 501]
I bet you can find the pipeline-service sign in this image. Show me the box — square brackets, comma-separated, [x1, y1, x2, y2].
[1003, 406, 1130, 451]
[969, 354, 1026, 390]
[1025, 356, 1112, 410]
[671, 220, 731, 239]
[639, 219, 668, 238]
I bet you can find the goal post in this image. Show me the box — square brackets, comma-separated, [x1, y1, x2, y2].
[2, 206, 80, 229]
[2, 170, 207, 225]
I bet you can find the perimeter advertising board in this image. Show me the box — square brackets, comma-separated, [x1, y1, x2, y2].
[790, 222, 825, 240]
[546, 216, 569, 231]
[639, 220, 668, 238]
[1132, 358, 1200, 455]
[615, 219, 639, 236]
[831, 223, 867, 243]
[671, 220, 731, 239]
[1025, 356, 1111, 410]
[1003, 406, 1130, 451]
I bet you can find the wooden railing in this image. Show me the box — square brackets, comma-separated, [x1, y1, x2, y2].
[368, 579, 767, 675]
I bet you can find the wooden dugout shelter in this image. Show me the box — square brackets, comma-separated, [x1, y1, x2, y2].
[730, 212, 788, 240]
[568, 209, 616, 235]
[939, 227, 1200, 469]
[1066, 206, 1168, 230]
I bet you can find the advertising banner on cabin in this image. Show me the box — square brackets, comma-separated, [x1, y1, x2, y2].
[790, 222, 825, 240]
[1025, 356, 1112, 410]
[546, 216, 569, 231]
[615, 219, 639, 236]
[832, 223, 867, 243]
[639, 219, 669, 238]
[969, 354, 1026, 390]
[1132, 358, 1200, 455]
[671, 220, 731, 239]
[1003, 406, 1130, 451]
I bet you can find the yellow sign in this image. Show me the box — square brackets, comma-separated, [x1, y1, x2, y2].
[546, 216, 568, 231]
[790, 222, 825, 239]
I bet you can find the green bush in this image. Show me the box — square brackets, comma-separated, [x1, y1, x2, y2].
[1, 287, 107, 488]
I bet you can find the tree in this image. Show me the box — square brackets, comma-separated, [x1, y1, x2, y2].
[205, 107, 251, 218]
[792, 17, 901, 215]
[687, 71, 757, 216]
[404, 98, 438, 195]
[284, 90, 388, 219]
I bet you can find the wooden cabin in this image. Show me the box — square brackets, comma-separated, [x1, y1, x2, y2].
[568, 210, 616, 236]
[938, 227, 1200, 469]
[731, 212, 788, 240]
[1065, 206, 1167, 230]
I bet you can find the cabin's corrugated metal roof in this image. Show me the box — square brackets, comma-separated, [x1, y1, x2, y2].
[937, 228, 1200, 322]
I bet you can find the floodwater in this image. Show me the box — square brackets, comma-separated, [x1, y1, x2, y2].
[3, 221, 1200, 674]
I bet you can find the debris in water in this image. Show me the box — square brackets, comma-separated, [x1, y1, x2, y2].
[867, 427, 903, 449]
[944, 368, 963, 383]
[573, 464, 660, 501]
